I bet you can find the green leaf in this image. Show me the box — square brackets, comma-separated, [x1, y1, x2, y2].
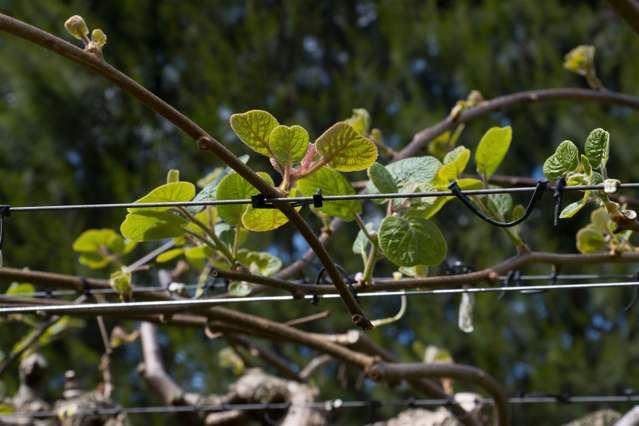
[367, 163, 398, 194]
[190, 155, 250, 214]
[236, 249, 282, 276]
[543, 140, 580, 180]
[120, 211, 188, 241]
[156, 248, 184, 263]
[72, 229, 124, 254]
[229, 110, 279, 156]
[129, 182, 196, 213]
[269, 125, 309, 165]
[379, 216, 447, 266]
[584, 128, 610, 169]
[564, 45, 595, 76]
[184, 245, 213, 269]
[559, 191, 590, 219]
[475, 126, 512, 178]
[228, 281, 252, 297]
[428, 131, 451, 160]
[0, 403, 15, 414]
[486, 192, 513, 218]
[343, 108, 370, 135]
[110, 268, 132, 301]
[590, 207, 609, 233]
[216, 172, 274, 225]
[384, 156, 442, 189]
[434, 146, 470, 184]
[352, 223, 374, 256]
[241, 207, 291, 232]
[297, 167, 361, 220]
[406, 179, 481, 219]
[6, 282, 35, 296]
[78, 252, 111, 269]
[576, 225, 606, 253]
[315, 122, 378, 172]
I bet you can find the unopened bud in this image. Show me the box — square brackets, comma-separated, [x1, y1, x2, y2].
[91, 29, 107, 48]
[64, 15, 89, 41]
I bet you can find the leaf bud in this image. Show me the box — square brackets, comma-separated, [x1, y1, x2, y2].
[64, 15, 89, 41]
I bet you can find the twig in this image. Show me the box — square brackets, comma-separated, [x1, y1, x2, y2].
[396, 88, 639, 159]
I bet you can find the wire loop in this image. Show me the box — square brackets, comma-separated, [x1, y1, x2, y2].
[448, 180, 548, 227]
[553, 178, 566, 227]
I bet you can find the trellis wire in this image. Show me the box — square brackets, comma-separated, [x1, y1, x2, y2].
[2, 280, 639, 315]
[4, 182, 639, 213]
[2, 273, 638, 300]
[3, 393, 639, 419]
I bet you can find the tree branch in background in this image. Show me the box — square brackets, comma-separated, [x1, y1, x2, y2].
[397, 88, 639, 159]
[607, 0, 639, 36]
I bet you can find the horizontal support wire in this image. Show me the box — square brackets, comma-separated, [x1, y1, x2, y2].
[2, 273, 638, 300]
[2, 280, 639, 316]
[5, 182, 639, 213]
[3, 393, 639, 418]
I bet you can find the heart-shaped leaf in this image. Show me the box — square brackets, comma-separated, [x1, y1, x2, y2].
[543, 140, 580, 180]
[229, 110, 279, 156]
[120, 211, 188, 241]
[379, 216, 447, 266]
[269, 125, 309, 166]
[315, 122, 378, 172]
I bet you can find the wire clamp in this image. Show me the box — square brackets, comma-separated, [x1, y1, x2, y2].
[553, 178, 566, 227]
[448, 179, 547, 228]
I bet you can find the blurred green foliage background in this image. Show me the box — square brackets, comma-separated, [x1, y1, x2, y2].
[1, 0, 639, 424]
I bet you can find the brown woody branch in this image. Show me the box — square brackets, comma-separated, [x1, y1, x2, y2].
[396, 88, 639, 159]
[607, 0, 639, 36]
[0, 12, 370, 329]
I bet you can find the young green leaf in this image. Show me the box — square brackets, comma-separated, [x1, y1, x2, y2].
[155, 248, 184, 263]
[434, 146, 471, 185]
[229, 110, 279, 156]
[315, 122, 378, 172]
[190, 155, 250, 214]
[236, 249, 282, 276]
[241, 207, 291, 232]
[73, 229, 125, 254]
[475, 126, 512, 178]
[576, 225, 606, 253]
[297, 167, 361, 220]
[367, 162, 398, 194]
[269, 125, 309, 166]
[379, 216, 447, 266]
[543, 140, 580, 180]
[559, 191, 590, 219]
[6, 282, 36, 296]
[128, 182, 196, 213]
[120, 211, 188, 241]
[110, 268, 132, 301]
[166, 169, 180, 183]
[216, 172, 274, 225]
[584, 128, 610, 169]
[344, 108, 370, 135]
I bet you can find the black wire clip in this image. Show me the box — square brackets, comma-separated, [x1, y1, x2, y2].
[553, 178, 566, 227]
[0, 205, 11, 252]
[312, 264, 356, 305]
[448, 180, 548, 227]
[251, 189, 323, 209]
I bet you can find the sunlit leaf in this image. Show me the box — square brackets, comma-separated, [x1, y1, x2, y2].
[584, 128, 610, 169]
[128, 182, 195, 213]
[343, 108, 370, 135]
[315, 122, 378, 172]
[475, 126, 512, 178]
[236, 249, 282, 276]
[120, 211, 188, 241]
[229, 110, 279, 156]
[269, 125, 309, 165]
[216, 172, 274, 225]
